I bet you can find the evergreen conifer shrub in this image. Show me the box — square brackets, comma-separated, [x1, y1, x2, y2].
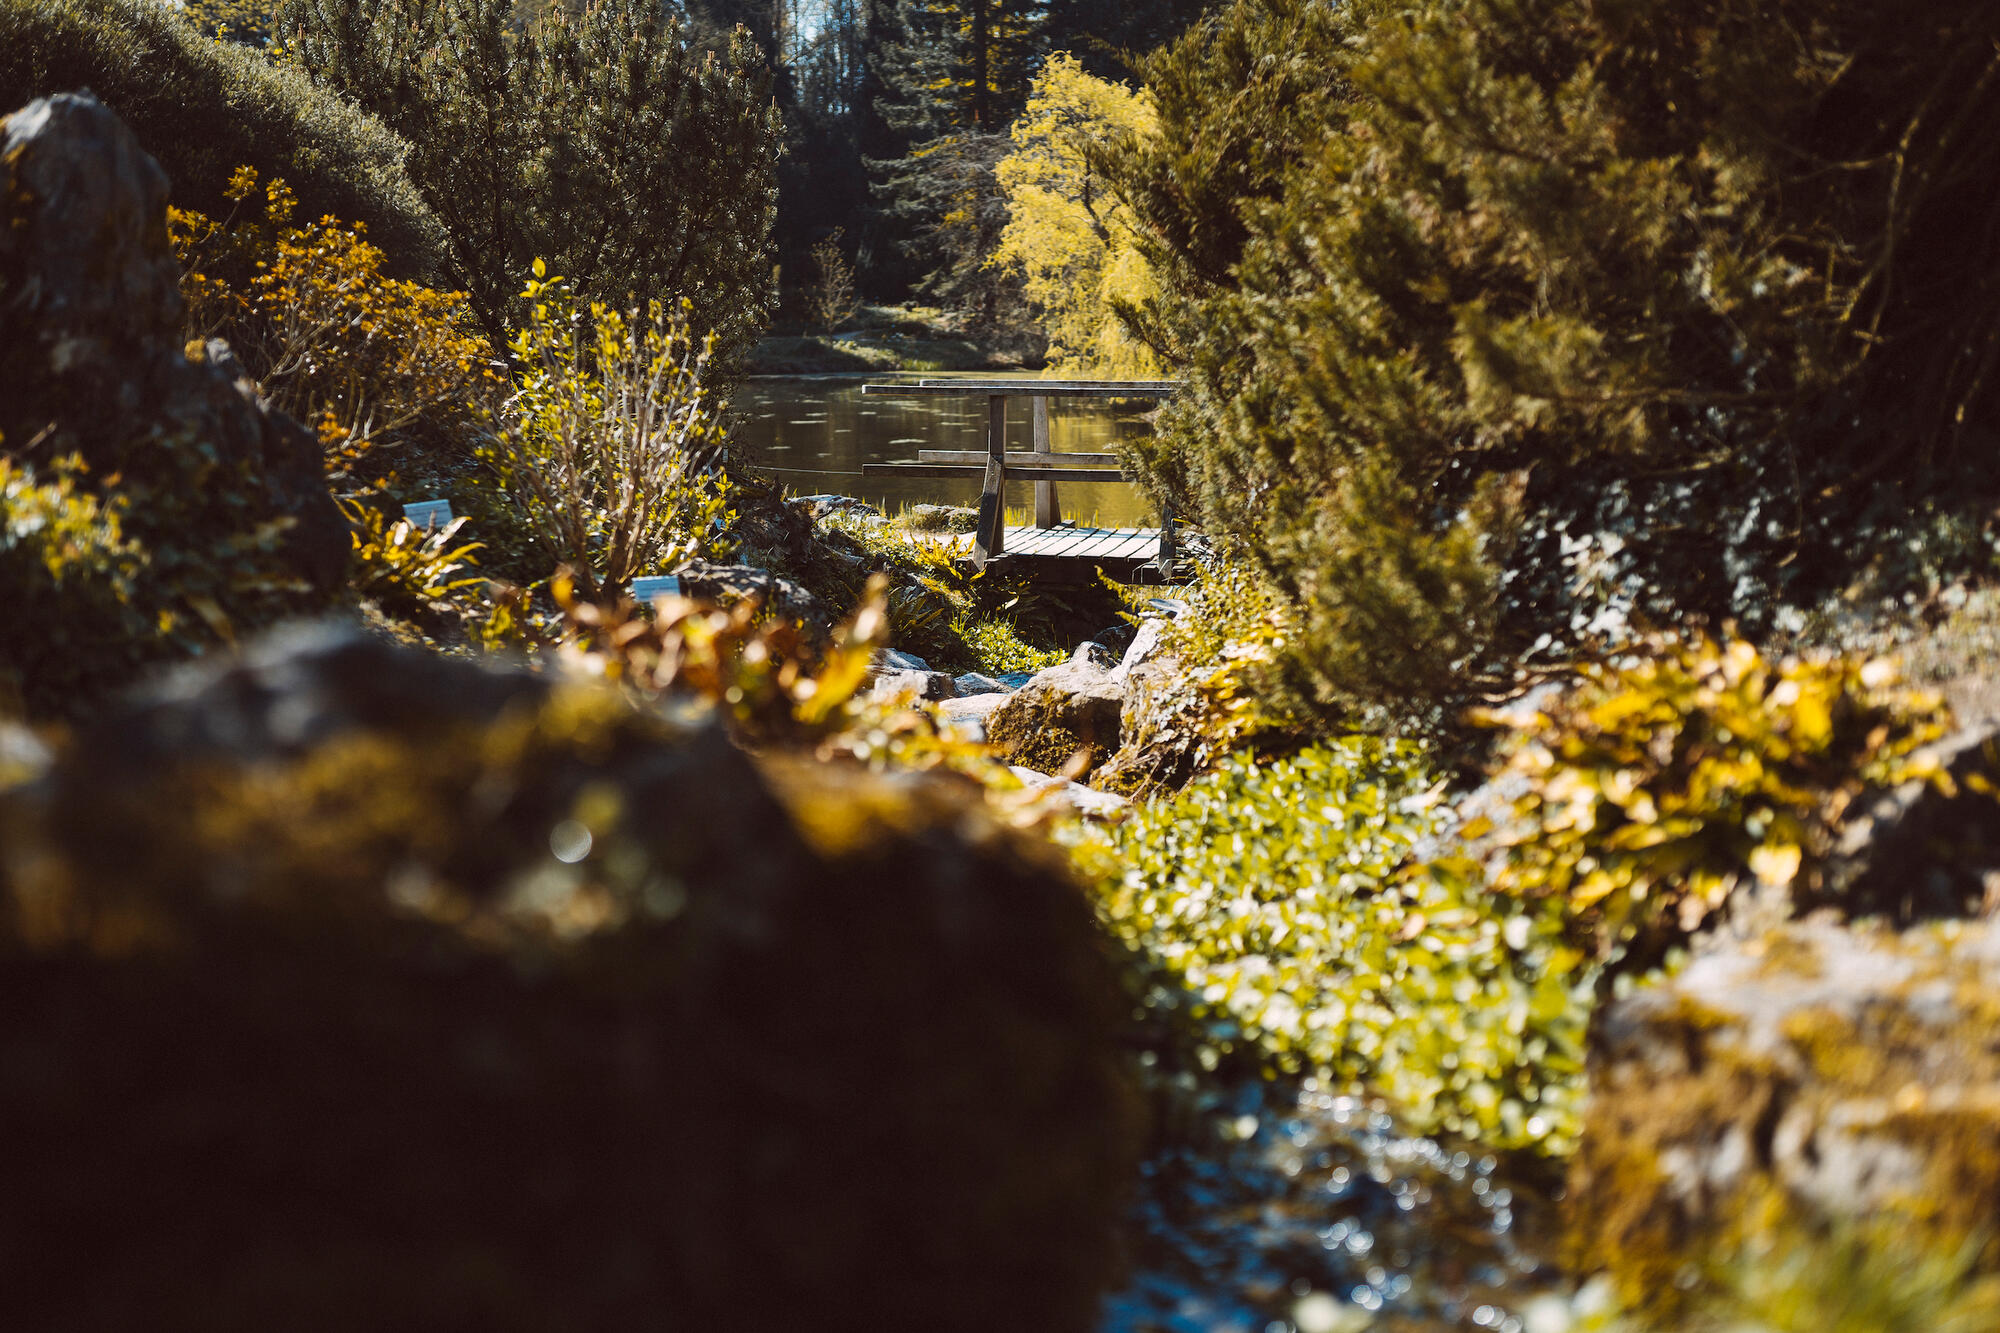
[1107, 0, 2000, 731]
[283, 0, 783, 362]
[0, 0, 443, 278]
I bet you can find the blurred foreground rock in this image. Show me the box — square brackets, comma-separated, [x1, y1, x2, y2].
[0, 624, 1141, 1332]
[1570, 917, 2000, 1319]
[0, 91, 345, 590]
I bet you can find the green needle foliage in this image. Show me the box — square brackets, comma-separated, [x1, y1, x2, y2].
[282, 0, 783, 360]
[1105, 0, 2000, 732]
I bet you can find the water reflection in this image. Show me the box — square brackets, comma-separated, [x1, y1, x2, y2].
[727, 373, 1162, 528]
[1106, 1084, 1559, 1333]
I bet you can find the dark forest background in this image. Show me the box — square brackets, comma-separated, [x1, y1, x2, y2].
[682, 0, 1206, 313]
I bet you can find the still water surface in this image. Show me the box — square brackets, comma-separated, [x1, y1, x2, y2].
[726, 372, 1161, 528]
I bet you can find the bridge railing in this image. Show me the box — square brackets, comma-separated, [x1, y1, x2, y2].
[858, 379, 1179, 568]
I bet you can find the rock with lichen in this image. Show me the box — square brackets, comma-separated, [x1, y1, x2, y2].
[0, 91, 346, 591]
[0, 623, 1142, 1332]
[1569, 917, 2000, 1322]
[0, 91, 348, 717]
[1091, 652, 1214, 799]
[986, 658, 1126, 779]
[669, 558, 835, 635]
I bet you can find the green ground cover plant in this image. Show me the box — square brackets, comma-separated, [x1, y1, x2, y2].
[1080, 740, 1594, 1154]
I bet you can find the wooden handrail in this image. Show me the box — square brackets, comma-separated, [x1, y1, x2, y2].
[915, 449, 1121, 467]
[862, 382, 1176, 399]
[858, 379, 1181, 568]
[862, 463, 1127, 482]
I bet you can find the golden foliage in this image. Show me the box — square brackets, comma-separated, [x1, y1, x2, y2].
[492, 263, 733, 599]
[807, 228, 858, 332]
[1480, 636, 1952, 961]
[994, 54, 1160, 376]
[169, 166, 496, 490]
[548, 571, 886, 746]
[340, 497, 486, 625]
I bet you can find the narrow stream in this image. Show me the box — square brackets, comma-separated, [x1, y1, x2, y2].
[729, 376, 1566, 1331]
[726, 372, 1161, 528]
[1106, 1085, 1562, 1333]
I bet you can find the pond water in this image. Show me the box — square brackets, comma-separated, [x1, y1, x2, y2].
[725, 372, 1163, 528]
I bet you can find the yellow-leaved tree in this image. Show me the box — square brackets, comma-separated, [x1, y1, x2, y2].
[994, 54, 1160, 377]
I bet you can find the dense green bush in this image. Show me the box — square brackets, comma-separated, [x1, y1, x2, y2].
[283, 0, 782, 361]
[1080, 740, 1593, 1153]
[1107, 0, 2000, 731]
[0, 0, 442, 276]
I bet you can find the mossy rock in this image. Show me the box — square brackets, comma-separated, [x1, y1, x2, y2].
[2, 92, 346, 717]
[1570, 918, 2000, 1324]
[0, 624, 1142, 1332]
[987, 660, 1125, 779]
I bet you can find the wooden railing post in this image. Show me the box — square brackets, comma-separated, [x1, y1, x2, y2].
[1032, 395, 1058, 528]
[974, 393, 1007, 565]
[1159, 501, 1177, 572]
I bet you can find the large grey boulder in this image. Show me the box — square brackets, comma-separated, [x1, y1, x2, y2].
[0, 92, 346, 590]
[986, 659, 1126, 779]
[1109, 618, 1169, 684]
[670, 559, 834, 634]
[0, 622, 1143, 1331]
[1091, 653, 1213, 799]
[1570, 918, 2000, 1309]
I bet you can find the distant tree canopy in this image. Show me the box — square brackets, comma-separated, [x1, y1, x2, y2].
[282, 0, 783, 362]
[716, 0, 1210, 310]
[1105, 0, 2000, 732]
[995, 54, 1158, 374]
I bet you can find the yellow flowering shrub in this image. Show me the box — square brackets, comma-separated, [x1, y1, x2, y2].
[1480, 637, 1953, 964]
[491, 264, 733, 600]
[169, 166, 496, 492]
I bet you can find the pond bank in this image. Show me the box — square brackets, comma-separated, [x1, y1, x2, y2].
[746, 303, 1044, 375]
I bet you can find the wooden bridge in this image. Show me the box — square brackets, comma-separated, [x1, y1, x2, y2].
[860, 379, 1180, 581]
